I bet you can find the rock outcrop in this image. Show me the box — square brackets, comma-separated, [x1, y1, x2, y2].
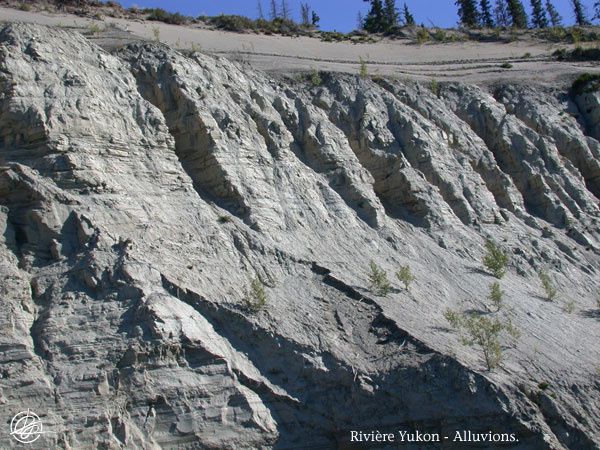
[0, 23, 599, 449]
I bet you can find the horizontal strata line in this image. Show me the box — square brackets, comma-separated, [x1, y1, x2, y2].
[211, 50, 551, 68]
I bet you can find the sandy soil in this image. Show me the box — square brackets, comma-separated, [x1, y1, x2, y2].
[1, 5, 599, 85]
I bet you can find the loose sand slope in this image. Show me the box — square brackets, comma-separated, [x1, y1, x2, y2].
[0, 5, 598, 84]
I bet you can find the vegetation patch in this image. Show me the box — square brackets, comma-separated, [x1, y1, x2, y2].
[368, 260, 391, 296]
[444, 308, 519, 371]
[244, 275, 267, 312]
[482, 239, 508, 279]
[572, 73, 600, 95]
[145, 8, 189, 25]
[396, 265, 415, 291]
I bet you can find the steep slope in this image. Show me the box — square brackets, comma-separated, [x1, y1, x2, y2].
[0, 23, 599, 449]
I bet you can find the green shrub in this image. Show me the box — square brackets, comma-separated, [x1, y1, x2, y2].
[359, 57, 368, 78]
[310, 68, 322, 86]
[416, 28, 430, 45]
[368, 260, 391, 296]
[562, 299, 575, 314]
[18, 2, 32, 11]
[488, 281, 504, 312]
[553, 48, 567, 60]
[432, 29, 447, 42]
[87, 22, 103, 35]
[500, 62, 513, 69]
[430, 78, 440, 97]
[244, 275, 267, 312]
[443, 308, 462, 328]
[572, 73, 600, 95]
[218, 215, 233, 224]
[482, 240, 508, 279]
[209, 14, 256, 32]
[146, 8, 188, 25]
[538, 271, 557, 301]
[547, 26, 567, 41]
[396, 265, 415, 291]
[445, 310, 519, 371]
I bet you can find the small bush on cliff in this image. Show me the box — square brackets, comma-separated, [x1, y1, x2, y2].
[572, 73, 600, 95]
[488, 281, 504, 312]
[359, 57, 368, 78]
[244, 275, 267, 312]
[538, 271, 557, 301]
[430, 78, 440, 97]
[396, 265, 415, 291]
[310, 68, 322, 86]
[444, 309, 519, 371]
[368, 260, 391, 297]
[482, 240, 508, 279]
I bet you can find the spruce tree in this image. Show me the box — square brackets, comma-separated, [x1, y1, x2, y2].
[280, 0, 290, 20]
[456, 0, 480, 28]
[257, 0, 264, 20]
[530, 0, 548, 28]
[571, 0, 588, 26]
[480, 0, 495, 27]
[507, 0, 528, 28]
[300, 3, 310, 26]
[357, 11, 365, 29]
[546, 0, 562, 26]
[595, 1, 600, 21]
[384, 0, 400, 29]
[494, 0, 511, 27]
[403, 2, 415, 25]
[311, 11, 320, 26]
[364, 0, 386, 32]
[269, 0, 278, 19]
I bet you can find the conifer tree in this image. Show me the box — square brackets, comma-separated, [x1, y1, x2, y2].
[403, 2, 415, 25]
[494, 0, 511, 27]
[384, 0, 400, 29]
[546, 0, 562, 26]
[280, 0, 290, 20]
[311, 11, 320, 26]
[269, 0, 278, 19]
[456, 0, 480, 28]
[357, 11, 365, 29]
[364, 0, 386, 32]
[480, 0, 495, 27]
[594, 1, 600, 21]
[571, 0, 588, 26]
[257, 0, 264, 20]
[530, 0, 548, 28]
[300, 3, 310, 25]
[507, 0, 528, 28]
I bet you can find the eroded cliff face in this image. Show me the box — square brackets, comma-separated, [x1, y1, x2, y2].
[0, 23, 599, 449]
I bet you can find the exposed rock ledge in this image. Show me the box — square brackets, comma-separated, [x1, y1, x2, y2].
[0, 23, 599, 449]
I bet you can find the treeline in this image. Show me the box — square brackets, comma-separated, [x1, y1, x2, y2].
[205, 1, 320, 34]
[361, 0, 600, 31]
[257, 0, 320, 27]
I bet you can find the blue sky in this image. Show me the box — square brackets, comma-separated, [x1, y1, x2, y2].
[117, 1, 597, 32]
